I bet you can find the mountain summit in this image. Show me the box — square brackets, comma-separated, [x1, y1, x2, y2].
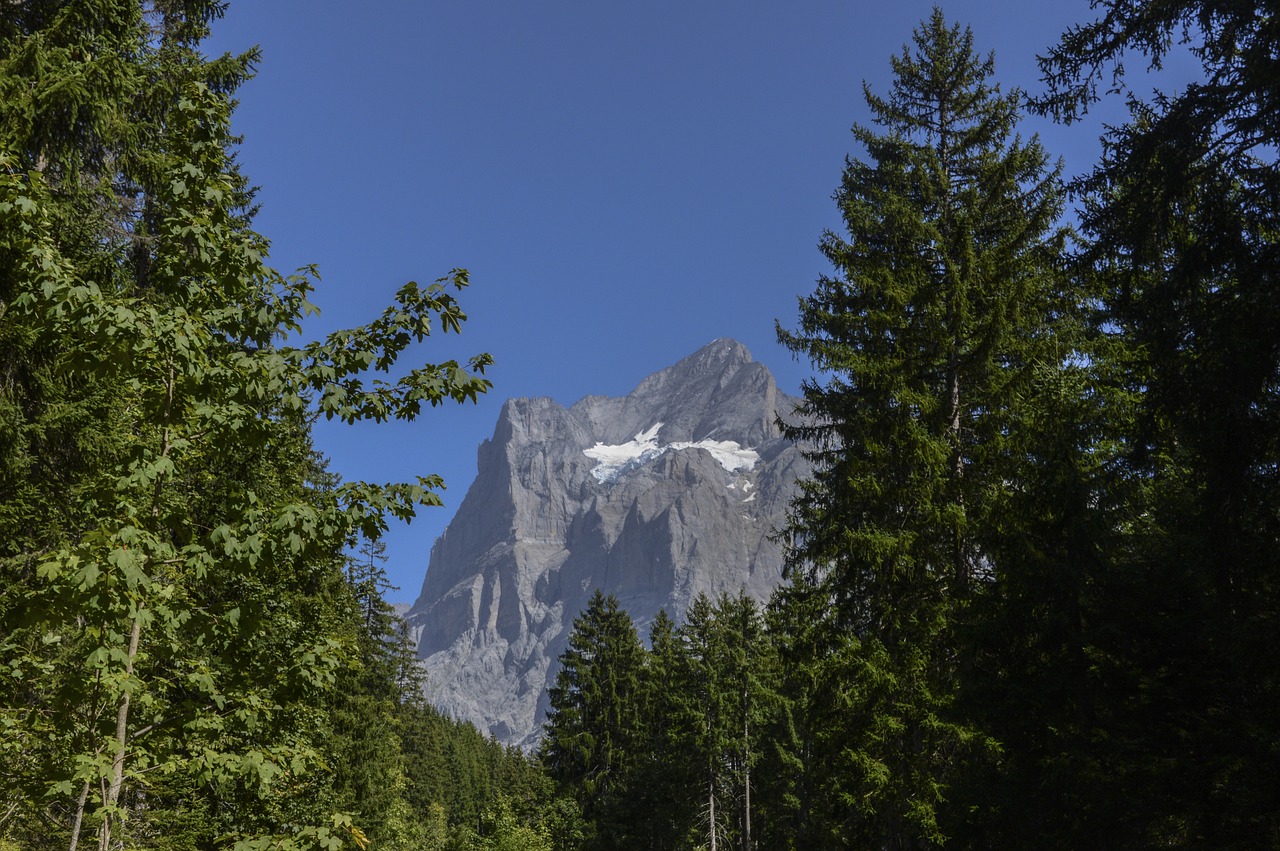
[406, 339, 809, 748]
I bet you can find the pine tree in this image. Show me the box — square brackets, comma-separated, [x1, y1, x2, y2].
[775, 10, 1068, 848]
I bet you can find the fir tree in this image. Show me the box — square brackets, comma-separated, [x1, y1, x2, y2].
[1030, 0, 1280, 843]
[628, 609, 702, 850]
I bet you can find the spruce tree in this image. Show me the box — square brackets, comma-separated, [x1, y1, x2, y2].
[541, 590, 646, 847]
[680, 594, 732, 851]
[775, 10, 1068, 848]
[628, 609, 702, 850]
[1032, 1, 1280, 843]
[712, 593, 773, 851]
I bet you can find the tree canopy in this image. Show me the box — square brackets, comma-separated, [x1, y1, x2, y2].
[0, 3, 494, 848]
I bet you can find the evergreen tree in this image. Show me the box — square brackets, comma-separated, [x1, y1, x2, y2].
[327, 540, 424, 847]
[1030, 1, 1280, 844]
[758, 580, 861, 850]
[628, 609, 701, 850]
[712, 593, 773, 851]
[680, 594, 733, 851]
[775, 10, 1069, 848]
[541, 590, 646, 848]
[672, 593, 776, 851]
[949, 353, 1123, 847]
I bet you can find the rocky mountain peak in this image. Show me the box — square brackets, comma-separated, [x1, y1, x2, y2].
[632, 337, 753, 392]
[406, 340, 808, 749]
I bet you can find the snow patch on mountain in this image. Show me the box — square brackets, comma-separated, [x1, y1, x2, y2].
[584, 423, 760, 483]
[583, 423, 664, 482]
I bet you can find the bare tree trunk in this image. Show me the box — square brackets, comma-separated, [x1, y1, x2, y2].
[67, 778, 91, 851]
[949, 356, 967, 596]
[937, 92, 968, 600]
[97, 615, 141, 851]
[708, 759, 717, 851]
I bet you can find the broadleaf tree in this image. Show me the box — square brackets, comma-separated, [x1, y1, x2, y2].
[0, 3, 491, 848]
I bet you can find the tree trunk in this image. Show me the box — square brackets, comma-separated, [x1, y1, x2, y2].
[97, 614, 141, 851]
[68, 778, 91, 851]
[708, 758, 717, 851]
[949, 356, 967, 597]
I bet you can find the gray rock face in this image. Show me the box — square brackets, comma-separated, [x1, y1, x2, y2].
[405, 339, 808, 749]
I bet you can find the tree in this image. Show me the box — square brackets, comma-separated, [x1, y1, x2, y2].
[713, 593, 773, 851]
[328, 541, 426, 847]
[775, 10, 1069, 848]
[757, 580, 861, 850]
[541, 591, 646, 847]
[678, 594, 775, 851]
[627, 608, 702, 850]
[0, 3, 492, 847]
[1030, 1, 1280, 844]
[680, 594, 732, 851]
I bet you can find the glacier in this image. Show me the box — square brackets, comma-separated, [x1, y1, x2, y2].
[584, 422, 760, 483]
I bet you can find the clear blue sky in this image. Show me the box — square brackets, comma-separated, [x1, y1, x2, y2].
[205, 1, 1186, 603]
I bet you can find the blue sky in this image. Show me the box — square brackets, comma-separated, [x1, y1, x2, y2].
[205, 1, 1184, 602]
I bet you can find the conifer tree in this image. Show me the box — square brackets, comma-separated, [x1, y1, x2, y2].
[712, 593, 773, 851]
[680, 594, 732, 851]
[541, 590, 646, 847]
[628, 609, 701, 850]
[758, 580, 861, 849]
[775, 10, 1068, 847]
[1029, 1, 1280, 843]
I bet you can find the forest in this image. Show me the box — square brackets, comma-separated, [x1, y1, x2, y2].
[2, 0, 1278, 849]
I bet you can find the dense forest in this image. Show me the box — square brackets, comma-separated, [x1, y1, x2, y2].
[3, 0, 1278, 849]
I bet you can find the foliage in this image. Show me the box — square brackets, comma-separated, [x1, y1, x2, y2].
[0, 2, 491, 847]
[773, 10, 1069, 848]
[541, 590, 646, 846]
[541, 593, 781, 851]
[1019, 0, 1280, 845]
[5, 1, 1278, 848]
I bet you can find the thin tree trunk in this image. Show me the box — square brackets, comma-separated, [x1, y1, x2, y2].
[97, 614, 141, 851]
[949, 357, 967, 596]
[708, 758, 717, 851]
[937, 93, 968, 599]
[68, 778, 91, 851]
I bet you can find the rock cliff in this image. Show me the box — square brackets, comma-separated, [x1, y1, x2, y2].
[405, 338, 808, 748]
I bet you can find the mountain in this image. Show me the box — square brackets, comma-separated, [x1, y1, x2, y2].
[405, 339, 809, 749]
